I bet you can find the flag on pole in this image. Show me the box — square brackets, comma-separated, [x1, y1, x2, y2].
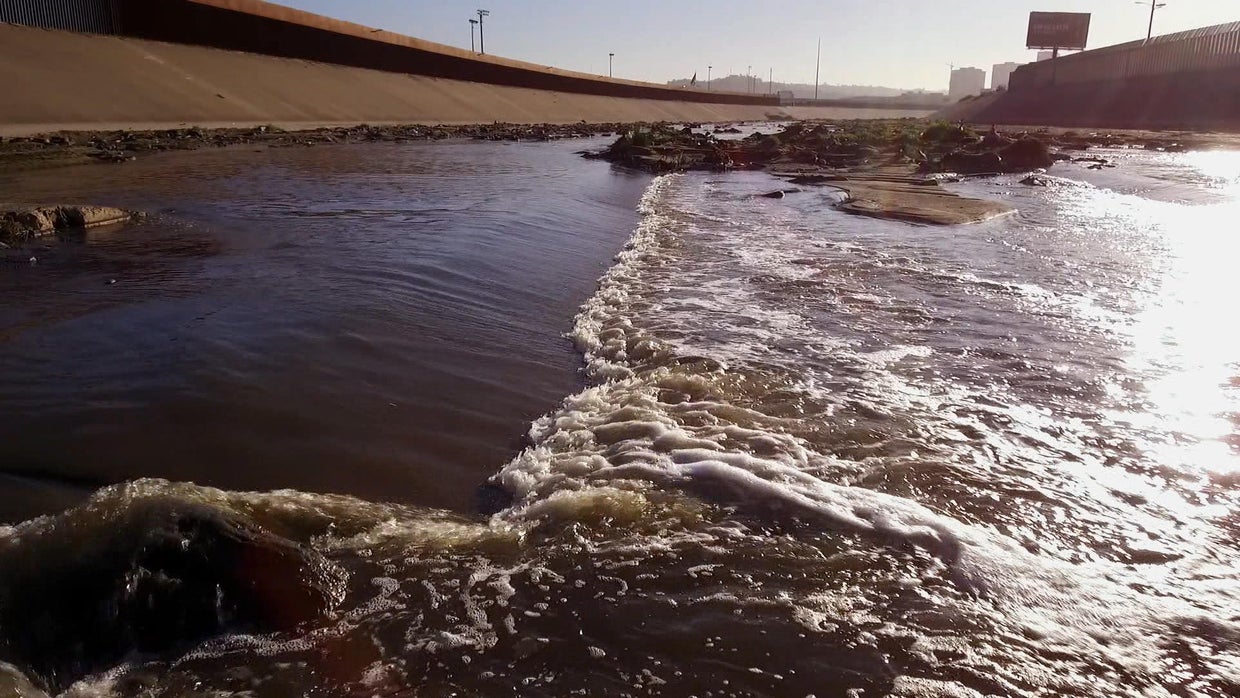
[690, 72, 698, 86]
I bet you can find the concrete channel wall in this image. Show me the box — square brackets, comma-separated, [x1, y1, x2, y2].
[3, 0, 777, 107]
[11, 22, 922, 135]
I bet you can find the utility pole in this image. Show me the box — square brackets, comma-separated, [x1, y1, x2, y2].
[609, 52, 614, 77]
[469, 19, 477, 52]
[1138, 1, 1167, 41]
[707, 65, 712, 91]
[768, 67, 772, 95]
[814, 38, 821, 101]
[476, 9, 489, 54]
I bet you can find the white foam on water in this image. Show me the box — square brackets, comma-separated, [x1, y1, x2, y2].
[858, 344, 934, 367]
[495, 175, 979, 554]
[0, 660, 50, 698]
[570, 174, 681, 382]
[486, 169, 1240, 696]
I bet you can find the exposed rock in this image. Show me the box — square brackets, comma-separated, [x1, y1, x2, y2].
[980, 129, 1014, 149]
[919, 122, 974, 145]
[834, 178, 1012, 226]
[579, 119, 1220, 224]
[0, 204, 139, 242]
[760, 189, 793, 198]
[5, 120, 1217, 178]
[997, 138, 1055, 171]
[784, 173, 848, 185]
[929, 137, 1053, 175]
[939, 150, 1004, 175]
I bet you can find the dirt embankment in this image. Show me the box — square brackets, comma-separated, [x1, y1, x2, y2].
[0, 122, 632, 172]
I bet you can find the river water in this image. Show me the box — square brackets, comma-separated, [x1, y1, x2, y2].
[1, 136, 1238, 697]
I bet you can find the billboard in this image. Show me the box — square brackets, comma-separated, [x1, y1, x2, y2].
[1026, 12, 1091, 50]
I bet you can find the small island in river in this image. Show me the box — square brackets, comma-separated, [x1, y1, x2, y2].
[584, 119, 1211, 225]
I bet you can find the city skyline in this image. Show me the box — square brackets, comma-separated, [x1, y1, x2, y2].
[276, 0, 1238, 90]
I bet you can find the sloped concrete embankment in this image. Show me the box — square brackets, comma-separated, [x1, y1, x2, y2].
[0, 23, 932, 136]
[111, 0, 771, 106]
[0, 24, 767, 133]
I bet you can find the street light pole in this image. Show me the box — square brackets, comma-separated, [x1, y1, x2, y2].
[1137, 1, 1167, 41]
[814, 38, 821, 101]
[469, 19, 477, 52]
[609, 52, 614, 77]
[476, 9, 489, 54]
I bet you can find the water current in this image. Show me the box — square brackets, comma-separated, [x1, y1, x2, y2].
[1, 135, 1238, 697]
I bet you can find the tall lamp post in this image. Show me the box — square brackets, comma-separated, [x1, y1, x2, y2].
[814, 38, 821, 101]
[609, 52, 615, 77]
[707, 65, 712, 91]
[469, 19, 478, 52]
[1137, 1, 1167, 41]
[476, 9, 489, 54]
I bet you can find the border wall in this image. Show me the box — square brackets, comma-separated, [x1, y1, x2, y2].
[2, 0, 777, 107]
[1010, 22, 1240, 90]
[943, 21, 1240, 131]
[0, 0, 119, 34]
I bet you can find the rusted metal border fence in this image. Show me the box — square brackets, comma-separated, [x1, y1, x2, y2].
[0, 0, 119, 34]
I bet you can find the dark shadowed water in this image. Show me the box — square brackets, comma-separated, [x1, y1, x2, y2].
[1, 138, 1238, 697]
[0, 139, 650, 520]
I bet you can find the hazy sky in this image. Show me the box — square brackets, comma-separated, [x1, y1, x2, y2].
[277, 1, 1238, 89]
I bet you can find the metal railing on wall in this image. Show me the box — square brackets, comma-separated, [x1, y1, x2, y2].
[1010, 21, 1240, 90]
[0, 0, 119, 34]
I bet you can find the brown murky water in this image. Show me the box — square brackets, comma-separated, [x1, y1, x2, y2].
[0, 139, 650, 520]
[1, 140, 1238, 697]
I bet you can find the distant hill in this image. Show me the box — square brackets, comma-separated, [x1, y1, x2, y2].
[665, 74, 924, 100]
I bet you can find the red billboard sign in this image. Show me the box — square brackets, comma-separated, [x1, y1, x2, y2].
[1026, 12, 1091, 50]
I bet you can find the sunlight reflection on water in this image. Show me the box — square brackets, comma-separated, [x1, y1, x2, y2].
[1186, 149, 1240, 192]
[1120, 151, 1240, 482]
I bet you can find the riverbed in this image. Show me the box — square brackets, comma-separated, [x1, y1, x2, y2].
[2, 137, 1238, 697]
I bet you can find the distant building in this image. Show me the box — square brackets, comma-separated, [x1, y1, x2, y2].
[1037, 50, 1055, 62]
[948, 67, 986, 101]
[991, 62, 1022, 90]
